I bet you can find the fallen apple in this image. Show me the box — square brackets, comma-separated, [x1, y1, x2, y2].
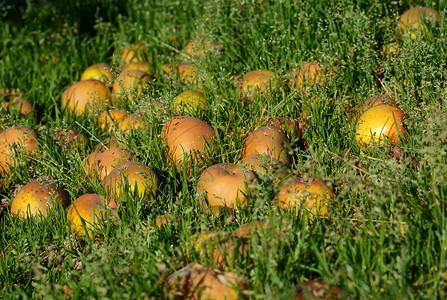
[183, 37, 221, 57]
[90, 147, 134, 181]
[0, 125, 39, 175]
[238, 69, 278, 100]
[66, 193, 119, 238]
[116, 43, 150, 66]
[397, 7, 441, 41]
[355, 105, 406, 150]
[161, 116, 217, 171]
[52, 128, 90, 153]
[121, 61, 155, 77]
[242, 125, 292, 165]
[112, 70, 152, 102]
[80, 63, 115, 86]
[11, 178, 69, 219]
[164, 263, 247, 300]
[294, 280, 342, 300]
[197, 163, 258, 209]
[291, 62, 326, 91]
[103, 160, 159, 203]
[241, 153, 290, 187]
[61, 79, 111, 116]
[173, 90, 207, 115]
[276, 176, 335, 219]
[97, 109, 129, 132]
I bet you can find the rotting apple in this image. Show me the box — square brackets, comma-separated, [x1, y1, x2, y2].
[11, 178, 69, 219]
[355, 105, 406, 150]
[66, 193, 119, 238]
[197, 163, 258, 209]
[242, 125, 292, 165]
[161, 116, 217, 171]
[103, 160, 159, 203]
[164, 263, 247, 300]
[61, 79, 111, 116]
[173, 90, 207, 115]
[276, 176, 335, 220]
[293, 280, 342, 300]
[238, 69, 278, 100]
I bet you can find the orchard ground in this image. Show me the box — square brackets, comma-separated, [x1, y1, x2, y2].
[1, 0, 447, 298]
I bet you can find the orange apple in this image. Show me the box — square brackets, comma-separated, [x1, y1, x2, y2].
[90, 147, 134, 181]
[103, 161, 159, 203]
[2, 96, 36, 119]
[61, 79, 111, 116]
[197, 163, 258, 209]
[112, 70, 152, 102]
[97, 109, 129, 132]
[116, 43, 150, 66]
[276, 176, 335, 219]
[0, 126, 39, 175]
[397, 7, 441, 41]
[164, 263, 247, 300]
[161, 116, 217, 171]
[10, 178, 69, 219]
[238, 69, 278, 100]
[80, 63, 115, 86]
[242, 125, 292, 165]
[241, 153, 290, 187]
[183, 37, 220, 57]
[66, 194, 119, 238]
[291, 62, 326, 91]
[355, 105, 406, 150]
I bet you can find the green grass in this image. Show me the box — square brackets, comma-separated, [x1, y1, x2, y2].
[1, 0, 447, 298]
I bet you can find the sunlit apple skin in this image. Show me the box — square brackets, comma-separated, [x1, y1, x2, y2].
[197, 163, 258, 209]
[66, 194, 119, 238]
[61, 79, 111, 116]
[11, 179, 69, 219]
[0, 126, 39, 175]
[112, 70, 152, 102]
[397, 7, 441, 41]
[238, 69, 278, 99]
[173, 90, 207, 115]
[355, 105, 406, 150]
[103, 161, 159, 203]
[97, 109, 129, 132]
[161, 116, 217, 171]
[80, 63, 115, 85]
[276, 177, 335, 219]
[348, 95, 396, 123]
[242, 125, 292, 165]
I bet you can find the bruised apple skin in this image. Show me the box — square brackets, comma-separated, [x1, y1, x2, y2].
[61, 79, 111, 116]
[276, 177, 335, 219]
[197, 163, 258, 209]
[11, 178, 69, 219]
[164, 263, 247, 300]
[66, 194, 119, 238]
[242, 125, 292, 166]
[161, 116, 217, 171]
[0, 126, 39, 175]
[355, 105, 406, 151]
